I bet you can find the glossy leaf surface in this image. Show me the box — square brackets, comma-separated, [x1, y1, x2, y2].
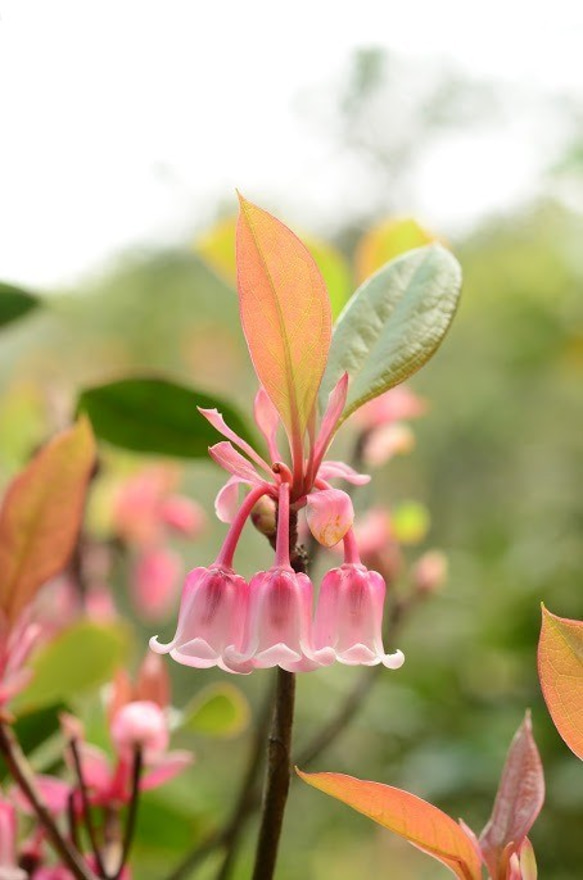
[320, 244, 462, 422]
[479, 712, 545, 879]
[0, 281, 40, 329]
[78, 376, 254, 459]
[236, 195, 332, 441]
[0, 418, 96, 624]
[14, 621, 129, 711]
[538, 606, 583, 760]
[298, 770, 482, 880]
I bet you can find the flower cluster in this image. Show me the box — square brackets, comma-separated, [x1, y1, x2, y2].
[151, 381, 404, 674]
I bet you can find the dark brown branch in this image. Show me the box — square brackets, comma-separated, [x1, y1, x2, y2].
[251, 667, 296, 880]
[0, 723, 97, 880]
[69, 737, 107, 877]
[112, 747, 143, 880]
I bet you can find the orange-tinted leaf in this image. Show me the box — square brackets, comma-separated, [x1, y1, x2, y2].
[355, 217, 438, 284]
[479, 713, 545, 879]
[0, 418, 96, 624]
[538, 605, 583, 760]
[236, 195, 332, 444]
[297, 770, 482, 880]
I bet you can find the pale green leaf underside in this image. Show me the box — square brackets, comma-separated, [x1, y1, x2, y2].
[320, 244, 462, 422]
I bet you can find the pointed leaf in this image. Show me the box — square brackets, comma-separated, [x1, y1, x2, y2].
[77, 376, 254, 459]
[538, 605, 583, 760]
[0, 281, 41, 329]
[0, 419, 96, 625]
[479, 712, 545, 878]
[236, 195, 332, 442]
[298, 770, 482, 880]
[320, 245, 462, 422]
[355, 217, 438, 284]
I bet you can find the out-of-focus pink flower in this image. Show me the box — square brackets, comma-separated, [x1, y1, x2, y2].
[131, 547, 182, 622]
[84, 585, 117, 623]
[353, 386, 426, 467]
[353, 386, 427, 430]
[0, 611, 42, 707]
[0, 797, 26, 880]
[110, 701, 169, 761]
[412, 550, 448, 595]
[305, 489, 354, 549]
[351, 509, 402, 584]
[112, 467, 205, 547]
[313, 563, 404, 669]
[150, 566, 249, 673]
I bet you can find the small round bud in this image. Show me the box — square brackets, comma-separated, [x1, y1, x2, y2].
[412, 550, 448, 595]
[110, 700, 168, 759]
[250, 496, 277, 539]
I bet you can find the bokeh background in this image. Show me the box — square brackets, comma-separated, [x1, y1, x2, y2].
[1, 4, 582, 878]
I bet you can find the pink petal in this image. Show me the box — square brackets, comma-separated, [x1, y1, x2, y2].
[131, 547, 182, 621]
[136, 651, 170, 708]
[141, 750, 193, 791]
[110, 701, 169, 762]
[317, 460, 370, 486]
[198, 407, 272, 474]
[353, 386, 427, 429]
[313, 372, 349, 465]
[306, 489, 354, 548]
[362, 423, 415, 467]
[209, 441, 264, 483]
[254, 387, 282, 462]
[214, 476, 247, 524]
[76, 744, 112, 795]
[13, 776, 71, 815]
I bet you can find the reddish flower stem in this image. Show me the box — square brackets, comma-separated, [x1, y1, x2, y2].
[214, 485, 271, 568]
[0, 722, 97, 880]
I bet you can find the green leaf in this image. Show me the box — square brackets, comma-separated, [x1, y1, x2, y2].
[77, 376, 255, 459]
[0, 281, 41, 329]
[181, 683, 250, 738]
[14, 621, 130, 712]
[0, 703, 66, 780]
[320, 245, 462, 422]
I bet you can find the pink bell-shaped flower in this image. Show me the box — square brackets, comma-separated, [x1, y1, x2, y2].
[313, 531, 404, 669]
[226, 482, 333, 673]
[149, 565, 249, 673]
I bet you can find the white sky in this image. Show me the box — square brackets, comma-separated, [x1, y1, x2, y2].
[1, 1, 582, 289]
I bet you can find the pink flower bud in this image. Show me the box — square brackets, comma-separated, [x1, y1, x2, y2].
[412, 550, 448, 595]
[150, 566, 249, 674]
[362, 422, 416, 467]
[250, 495, 277, 539]
[159, 496, 205, 537]
[132, 547, 182, 621]
[353, 386, 426, 430]
[313, 564, 404, 669]
[226, 568, 333, 672]
[306, 489, 354, 548]
[352, 509, 402, 583]
[110, 700, 169, 760]
[136, 651, 170, 709]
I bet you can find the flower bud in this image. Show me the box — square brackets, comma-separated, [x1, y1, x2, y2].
[159, 496, 205, 537]
[412, 550, 448, 595]
[110, 700, 168, 760]
[250, 495, 277, 539]
[306, 489, 354, 548]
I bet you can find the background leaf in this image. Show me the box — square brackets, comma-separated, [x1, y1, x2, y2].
[77, 376, 254, 459]
[0, 418, 96, 624]
[0, 281, 41, 329]
[298, 770, 482, 880]
[355, 217, 438, 284]
[478, 712, 545, 878]
[538, 606, 583, 760]
[14, 621, 130, 712]
[319, 244, 462, 422]
[236, 195, 332, 441]
[180, 682, 250, 738]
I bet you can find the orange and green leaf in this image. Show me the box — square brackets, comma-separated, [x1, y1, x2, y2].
[236, 195, 332, 447]
[0, 418, 96, 624]
[297, 770, 482, 880]
[538, 605, 583, 760]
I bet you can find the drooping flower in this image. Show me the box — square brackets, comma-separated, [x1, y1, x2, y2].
[313, 531, 404, 669]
